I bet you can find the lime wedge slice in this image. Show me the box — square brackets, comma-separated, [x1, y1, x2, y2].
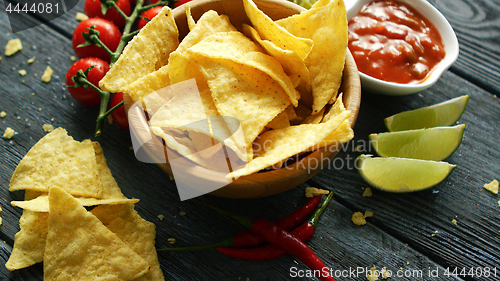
[369, 124, 465, 161]
[384, 95, 469, 132]
[357, 155, 456, 192]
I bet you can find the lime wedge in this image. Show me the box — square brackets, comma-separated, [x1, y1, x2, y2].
[384, 95, 469, 132]
[357, 155, 456, 192]
[369, 124, 465, 161]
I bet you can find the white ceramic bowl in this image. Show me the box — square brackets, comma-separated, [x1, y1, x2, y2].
[345, 0, 459, 95]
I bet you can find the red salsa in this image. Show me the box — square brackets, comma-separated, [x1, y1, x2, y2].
[348, 0, 446, 84]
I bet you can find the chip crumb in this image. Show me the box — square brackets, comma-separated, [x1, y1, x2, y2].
[3, 127, 15, 139]
[354, 144, 363, 152]
[0, 111, 6, 118]
[70, 56, 76, 61]
[76, 12, 89, 21]
[305, 187, 329, 198]
[498, 200, 500, 207]
[42, 124, 54, 133]
[352, 212, 366, 226]
[451, 219, 458, 225]
[41, 66, 53, 83]
[157, 214, 164, 221]
[431, 233, 436, 237]
[18, 69, 27, 76]
[5, 39, 23, 56]
[406, 261, 409, 265]
[381, 267, 390, 279]
[483, 179, 499, 194]
[362, 187, 373, 197]
[179, 211, 186, 216]
[364, 211, 373, 218]
[27, 57, 35, 64]
[367, 266, 379, 281]
[168, 238, 176, 244]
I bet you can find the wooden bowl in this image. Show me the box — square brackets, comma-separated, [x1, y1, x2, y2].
[125, 0, 361, 199]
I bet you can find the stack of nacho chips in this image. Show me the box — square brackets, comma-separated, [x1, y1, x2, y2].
[7, 128, 164, 281]
[99, 0, 353, 178]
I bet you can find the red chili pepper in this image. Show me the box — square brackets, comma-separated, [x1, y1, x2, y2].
[233, 194, 322, 248]
[217, 192, 333, 261]
[251, 218, 334, 281]
[157, 195, 322, 252]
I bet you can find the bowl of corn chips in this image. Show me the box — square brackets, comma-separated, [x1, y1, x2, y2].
[100, 0, 361, 199]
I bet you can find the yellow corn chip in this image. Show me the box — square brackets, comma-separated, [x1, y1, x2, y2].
[243, 24, 311, 96]
[276, 0, 348, 113]
[107, 217, 164, 281]
[186, 5, 196, 30]
[243, 0, 313, 61]
[44, 187, 150, 280]
[11, 196, 139, 212]
[267, 110, 290, 130]
[5, 191, 48, 271]
[187, 31, 299, 106]
[99, 7, 179, 92]
[301, 107, 325, 124]
[228, 110, 351, 178]
[191, 56, 291, 162]
[127, 65, 172, 113]
[175, 10, 237, 54]
[9, 128, 102, 198]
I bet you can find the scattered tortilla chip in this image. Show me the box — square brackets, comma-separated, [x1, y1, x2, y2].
[243, 0, 313, 61]
[484, 179, 499, 194]
[5, 39, 22, 56]
[277, 0, 348, 113]
[41, 66, 53, 83]
[91, 204, 165, 281]
[44, 187, 150, 280]
[99, 7, 179, 92]
[9, 128, 103, 198]
[228, 110, 351, 178]
[5, 191, 48, 271]
[305, 187, 329, 197]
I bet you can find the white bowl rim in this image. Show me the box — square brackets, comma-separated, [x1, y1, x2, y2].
[346, 0, 459, 96]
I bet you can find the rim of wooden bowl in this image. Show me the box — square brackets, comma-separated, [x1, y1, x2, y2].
[125, 0, 361, 199]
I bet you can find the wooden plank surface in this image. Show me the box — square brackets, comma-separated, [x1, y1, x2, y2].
[1, 0, 499, 280]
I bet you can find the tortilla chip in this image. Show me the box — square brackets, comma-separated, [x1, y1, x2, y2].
[243, 0, 313, 61]
[190, 56, 291, 162]
[9, 128, 102, 198]
[276, 0, 347, 113]
[175, 10, 237, 54]
[228, 110, 351, 178]
[187, 31, 299, 106]
[267, 110, 290, 130]
[107, 217, 163, 281]
[301, 107, 325, 124]
[99, 7, 179, 92]
[44, 187, 150, 280]
[186, 5, 196, 30]
[243, 24, 311, 96]
[90, 203, 164, 281]
[5, 190, 49, 270]
[127, 65, 172, 114]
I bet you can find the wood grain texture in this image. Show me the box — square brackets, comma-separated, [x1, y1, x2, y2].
[0, 0, 499, 280]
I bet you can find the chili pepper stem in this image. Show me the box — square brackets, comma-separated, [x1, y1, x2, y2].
[158, 237, 235, 252]
[310, 192, 334, 228]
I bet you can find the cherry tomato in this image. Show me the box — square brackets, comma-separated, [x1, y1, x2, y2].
[72, 18, 121, 62]
[66, 57, 109, 106]
[138, 6, 163, 29]
[109, 92, 129, 130]
[174, 0, 192, 7]
[84, 0, 131, 28]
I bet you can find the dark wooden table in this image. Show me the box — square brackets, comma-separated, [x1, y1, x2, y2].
[1, 0, 499, 280]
